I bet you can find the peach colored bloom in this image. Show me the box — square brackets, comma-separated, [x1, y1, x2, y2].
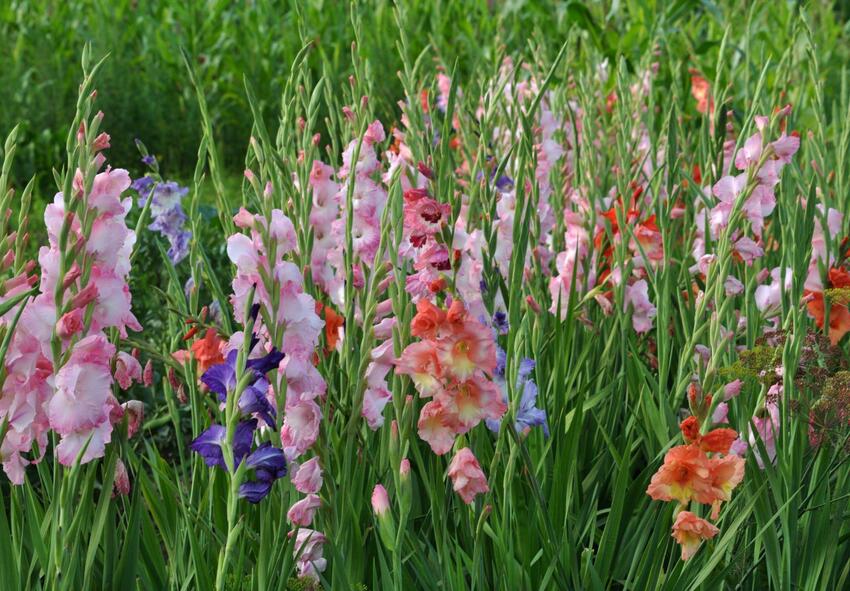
[396, 341, 442, 396]
[436, 320, 496, 380]
[446, 374, 506, 431]
[417, 399, 458, 455]
[646, 444, 713, 505]
[672, 511, 718, 560]
[447, 447, 489, 504]
[688, 69, 714, 115]
[411, 299, 446, 339]
[190, 329, 225, 374]
[445, 300, 467, 324]
[708, 454, 745, 518]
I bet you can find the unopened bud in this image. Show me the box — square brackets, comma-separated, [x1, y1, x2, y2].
[56, 309, 84, 339]
[143, 360, 153, 387]
[93, 132, 110, 151]
[1, 249, 14, 270]
[62, 266, 82, 290]
[70, 283, 98, 310]
[371, 484, 390, 516]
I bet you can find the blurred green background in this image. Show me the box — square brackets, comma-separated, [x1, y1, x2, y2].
[2, 0, 847, 194]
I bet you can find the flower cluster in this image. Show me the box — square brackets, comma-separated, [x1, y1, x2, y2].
[646, 416, 745, 560]
[397, 299, 505, 456]
[1, 128, 144, 482]
[229, 203, 327, 578]
[132, 176, 192, 264]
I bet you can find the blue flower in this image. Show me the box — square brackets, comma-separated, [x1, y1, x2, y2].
[493, 311, 509, 335]
[494, 174, 514, 193]
[201, 348, 284, 428]
[133, 176, 193, 264]
[487, 346, 547, 436]
[190, 419, 257, 469]
[238, 443, 288, 503]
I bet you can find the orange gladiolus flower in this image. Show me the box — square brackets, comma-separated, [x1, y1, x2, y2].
[680, 416, 700, 443]
[806, 267, 850, 345]
[646, 444, 713, 505]
[190, 328, 225, 374]
[699, 428, 739, 455]
[672, 511, 719, 560]
[321, 304, 344, 352]
[411, 299, 446, 339]
[688, 69, 714, 115]
[707, 454, 745, 518]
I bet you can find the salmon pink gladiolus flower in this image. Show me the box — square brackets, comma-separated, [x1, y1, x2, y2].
[448, 447, 489, 504]
[436, 320, 496, 380]
[417, 399, 458, 455]
[396, 341, 442, 396]
[645, 444, 713, 505]
[671, 511, 719, 560]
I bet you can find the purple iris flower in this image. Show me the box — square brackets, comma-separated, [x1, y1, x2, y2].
[133, 176, 193, 264]
[141, 154, 157, 167]
[131, 176, 155, 199]
[201, 348, 284, 427]
[190, 419, 257, 469]
[494, 175, 514, 193]
[493, 311, 509, 335]
[238, 443, 288, 503]
[487, 346, 547, 436]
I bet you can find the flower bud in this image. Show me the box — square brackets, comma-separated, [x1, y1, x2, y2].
[371, 484, 390, 517]
[69, 283, 98, 310]
[56, 309, 84, 339]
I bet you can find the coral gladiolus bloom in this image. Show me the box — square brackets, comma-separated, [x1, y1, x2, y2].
[708, 454, 746, 518]
[190, 329, 225, 374]
[411, 299, 446, 339]
[700, 428, 739, 455]
[448, 447, 489, 504]
[672, 511, 719, 560]
[436, 321, 496, 380]
[417, 399, 458, 455]
[396, 342, 442, 396]
[646, 444, 713, 504]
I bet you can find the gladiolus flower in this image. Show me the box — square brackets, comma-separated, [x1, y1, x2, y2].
[113, 458, 131, 497]
[396, 341, 442, 396]
[291, 528, 327, 580]
[291, 457, 323, 494]
[671, 511, 719, 560]
[646, 444, 713, 505]
[707, 454, 745, 518]
[114, 351, 142, 389]
[417, 399, 457, 455]
[288, 494, 322, 526]
[190, 328, 225, 374]
[447, 447, 489, 504]
[410, 299, 446, 339]
[371, 484, 390, 516]
[436, 320, 496, 380]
